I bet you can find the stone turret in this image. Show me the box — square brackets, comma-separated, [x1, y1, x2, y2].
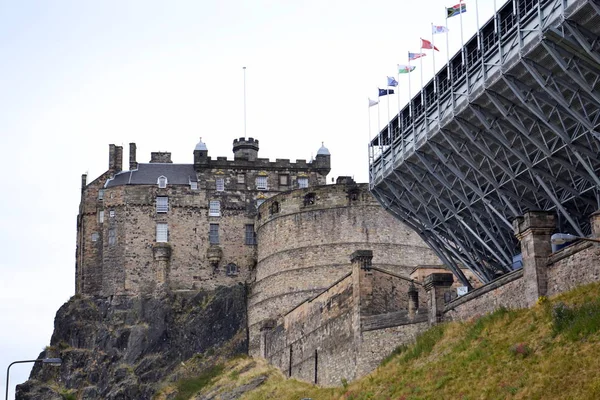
[314, 142, 331, 175]
[233, 137, 259, 161]
[194, 137, 209, 168]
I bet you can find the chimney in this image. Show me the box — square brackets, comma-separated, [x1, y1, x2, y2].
[108, 144, 123, 174]
[81, 174, 87, 193]
[129, 143, 138, 170]
[150, 152, 172, 163]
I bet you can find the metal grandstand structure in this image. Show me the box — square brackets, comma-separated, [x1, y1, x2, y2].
[369, 0, 600, 287]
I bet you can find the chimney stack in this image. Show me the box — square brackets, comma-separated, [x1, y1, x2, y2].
[129, 143, 138, 170]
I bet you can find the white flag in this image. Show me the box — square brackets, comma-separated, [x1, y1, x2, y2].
[368, 98, 379, 107]
[432, 25, 449, 34]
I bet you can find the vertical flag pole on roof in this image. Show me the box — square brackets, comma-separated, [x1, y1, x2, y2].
[243, 66, 247, 140]
[396, 69, 403, 157]
[446, 8, 455, 109]
[459, 1, 465, 66]
[431, 23, 437, 94]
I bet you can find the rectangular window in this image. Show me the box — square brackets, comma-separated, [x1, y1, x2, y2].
[298, 177, 308, 188]
[156, 223, 168, 243]
[98, 210, 105, 223]
[108, 228, 116, 246]
[237, 174, 245, 184]
[216, 178, 225, 192]
[279, 175, 289, 186]
[209, 200, 221, 217]
[156, 196, 169, 213]
[245, 224, 256, 245]
[190, 181, 198, 190]
[109, 209, 115, 218]
[91, 232, 99, 242]
[256, 176, 268, 190]
[98, 189, 104, 200]
[209, 224, 219, 244]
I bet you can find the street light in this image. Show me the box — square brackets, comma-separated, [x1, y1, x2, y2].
[551, 233, 600, 245]
[5, 358, 62, 400]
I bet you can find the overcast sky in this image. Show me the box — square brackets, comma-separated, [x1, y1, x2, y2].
[0, 1, 500, 397]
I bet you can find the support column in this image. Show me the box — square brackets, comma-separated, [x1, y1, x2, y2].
[153, 243, 172, 285]
[408, 282, 419, 319]
[513, 211, 556, 307]
[424, 273, 454, 325]
[351, 250, 374, 315]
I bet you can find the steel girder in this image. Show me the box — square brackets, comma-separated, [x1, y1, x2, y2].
[369, 0, 600, 284]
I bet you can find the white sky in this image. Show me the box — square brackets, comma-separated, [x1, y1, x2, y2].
[0, 1, 502, 397]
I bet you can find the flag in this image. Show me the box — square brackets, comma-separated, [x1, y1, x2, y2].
[447, 3, 467, 18]
[378, 88, 394, 97]
[387, 76, 398, 87]
[432, 25, 449, 34]
[398, 64, 416, 74]
[408, 52, 426, 61]
[368, 98, 379, 107]
[421, 38, 439, 51]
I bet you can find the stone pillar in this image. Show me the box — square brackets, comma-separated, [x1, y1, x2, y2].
[424, 273, 454, 325]
[153, 243, 172, 285]
[513, 211, 556, 307]
[590, 211, 600, 238]
[351, 250, 374, 314]
[408, 282, 419, 319]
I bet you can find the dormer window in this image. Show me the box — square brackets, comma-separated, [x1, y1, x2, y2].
[298, 177, 308, 188]
[190, 180, 198, 190]
[158, 176, 168, 188]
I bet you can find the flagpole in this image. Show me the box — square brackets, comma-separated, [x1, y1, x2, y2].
[368, 100, 373, 169]
[431, 24, 437, 92]
[377, 94, 382, 157]
[459, 1, 465, 66]
[243, 66, 247, 139]
[408, 55, 415, 142]
[446, 13, 455, 110]
[396, 68, 403, 157]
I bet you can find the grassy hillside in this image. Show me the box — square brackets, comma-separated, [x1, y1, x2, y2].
[163, 281, 600, 400]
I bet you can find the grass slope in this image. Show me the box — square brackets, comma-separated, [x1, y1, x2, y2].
[178, 282, 600, 400]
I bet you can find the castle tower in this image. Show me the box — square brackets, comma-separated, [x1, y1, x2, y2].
[314, 142, 331, 176]
[193, 137, 209, 168]
[232, 137, 259, 161]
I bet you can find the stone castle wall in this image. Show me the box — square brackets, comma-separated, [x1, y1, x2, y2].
[249, 183, 442, 355]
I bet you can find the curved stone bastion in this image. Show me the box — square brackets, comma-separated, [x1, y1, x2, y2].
[248, 181, 442, 355]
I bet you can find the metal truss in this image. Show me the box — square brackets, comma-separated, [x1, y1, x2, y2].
[369, 0, 600, 285]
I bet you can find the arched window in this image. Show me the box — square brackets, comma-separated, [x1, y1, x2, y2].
[157, 175, 168, 188]
[226, 263, 238, 276]
[270, 201, 280, 215]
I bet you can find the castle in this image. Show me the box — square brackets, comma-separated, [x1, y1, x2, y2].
[76, 137, 483, 385]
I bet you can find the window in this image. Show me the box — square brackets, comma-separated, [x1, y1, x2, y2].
[91, 232, 99, 242]
[108, 228, 116, 246]
[279, 175, 289, 186]
[209, 200, 221, 217]
[98, 189, 104, 200]
[298, 177, 308, 188]
[237, 174, 245, 184]
[216, 178, 225, 192]
[209, 224, 219, 244]
[190, 181, 198, 190]
[226, 263, 238, 276]
[256, 176, 268, 190]
[245, 224, 256, 245]
[270, 201, 280, 215]
[303, 193, 316, 206]
[98, 210, 104, 223]
[157, 175, 167, 188]
[156, 223, 168, 243]
[156, 197, 169, 213]
[109, 209, 115, 218]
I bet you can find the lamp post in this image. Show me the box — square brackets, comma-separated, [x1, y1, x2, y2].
[5, 358, 62, 400]
[550, 233, 600, 246]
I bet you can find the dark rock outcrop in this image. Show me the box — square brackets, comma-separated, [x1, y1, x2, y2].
[16, 285, 248, 400]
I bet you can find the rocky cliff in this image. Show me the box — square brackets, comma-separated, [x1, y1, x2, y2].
[16, 285, 248, 400]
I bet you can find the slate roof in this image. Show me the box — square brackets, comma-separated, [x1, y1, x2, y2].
[105, 163, 197, 188]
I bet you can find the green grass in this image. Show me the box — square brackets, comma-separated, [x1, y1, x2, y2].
[173, 364, 224, 400]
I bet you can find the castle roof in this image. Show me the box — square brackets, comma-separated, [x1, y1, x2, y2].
[194, 137, 208, 151]
[105, 163, 197, 188]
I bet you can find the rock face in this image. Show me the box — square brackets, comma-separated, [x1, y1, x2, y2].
[16, 285, 248, 400]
